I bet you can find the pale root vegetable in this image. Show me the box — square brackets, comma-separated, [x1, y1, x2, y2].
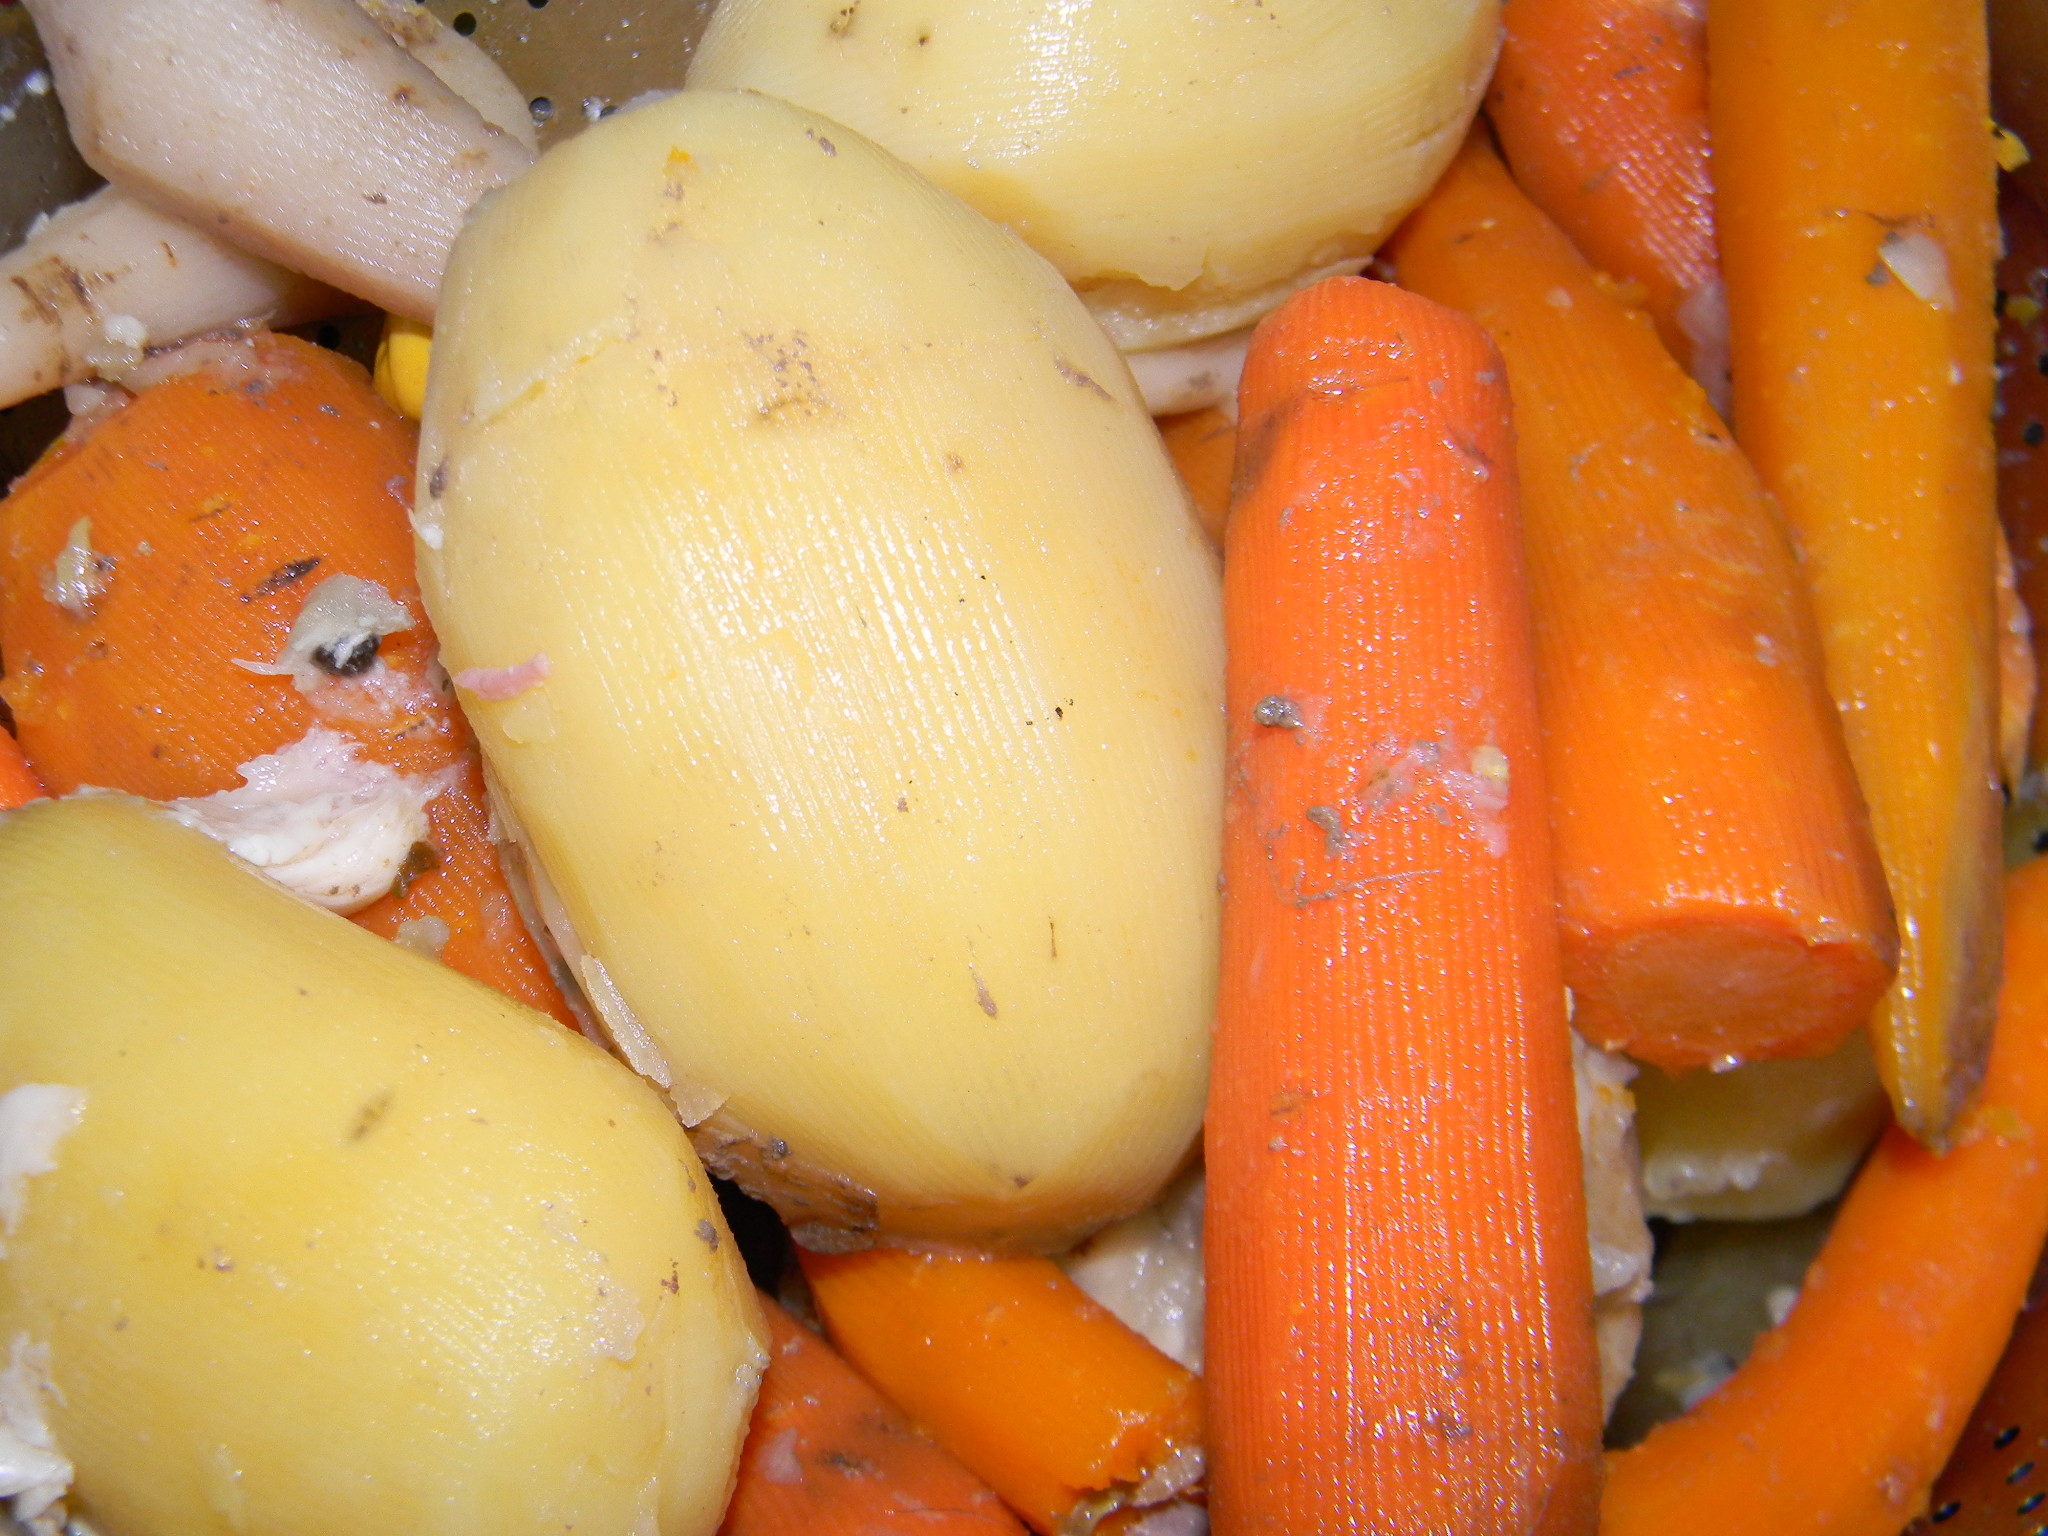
[23, 0, 534, 320]
[1632, 1030, 1891, 1222]
[686, 0, 1500, 351]
[0, 795, 764, 1536]
[418, 90, 1224, 1252]
[0, 187, 346, 412]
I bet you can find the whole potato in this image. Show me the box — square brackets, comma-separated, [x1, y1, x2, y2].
[688, 0, 1502, 349]
[418, 90, 1224, 1252]
[0, 795, 764, 1536]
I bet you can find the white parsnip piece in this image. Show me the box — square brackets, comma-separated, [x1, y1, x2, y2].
[688, 0, 1500, 349]
[0, 187, 343, 410]
[23, 0, 534, 319]
[420, 90, 1224, 1252]
[0, 796, 764, 1536]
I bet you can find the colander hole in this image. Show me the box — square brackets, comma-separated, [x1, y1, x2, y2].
[452, 11, 476, 33]
[529, 96, 553, 124]
[1998, 1426, 2023, 1449]
[2024, 1493, 2047, 1517]
[528, 0, 548, 8]
[1931, 1500, 1962, 1524]
[2011, 1460, 2038, 1485]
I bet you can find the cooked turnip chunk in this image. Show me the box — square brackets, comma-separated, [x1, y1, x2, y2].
[22, 0, 534, 319]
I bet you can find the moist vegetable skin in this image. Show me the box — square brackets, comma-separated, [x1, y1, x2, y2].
[1601, 855, 2048, 1536]
[721, 1294, 1027, 1536]
[1206, 276, 1601, 1535]
[0, 332, 573, 1025]
[1388, 133, 1897, 1072]
[1708, 0, 2002, 1144]
[0, 794, 766, 1536]
[1487, 0, 1723, 400]
[799, 1247, 1203, 1536]
[419, 89, 1223, 1252]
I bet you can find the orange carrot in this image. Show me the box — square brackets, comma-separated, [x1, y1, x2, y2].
[1998, 524, 2036, 793]
[1600, 855, 2048, 1536]
[1709, 0, 2002, 1143]
[1386, 133, 1897, 1072]
[0, 728, 41, 810]
[1207, 276, 1601, 1535]
[1158, 407, 1235, 550]
[721, 1293, 1027, 1536]
[798, 1247, 1203, 1536]
[0, 333, 573, 1025]
[1487, 0, 1724, 403]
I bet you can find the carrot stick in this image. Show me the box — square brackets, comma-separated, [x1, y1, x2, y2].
[1600, 855, 2048, 1536]
[0, 728, 42, 810]
[1487, 0, 1724, 404]
[721, 1293, 1027, 1536]
[1709, 0, 2002, 1143]
[798, 1247, 1203, 1536]
[0, 333, 573, 1025]
[1386, 134, 1897, 1072]
[1157, 407, 1235, 550]
[1206, 276, 1601, 1535]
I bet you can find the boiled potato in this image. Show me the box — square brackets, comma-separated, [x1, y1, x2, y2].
[1633, 1029, 1891, 1221]
[0, 795, 763, 1536]
[418, 89, 1223, 1252]
[686, 0, 1501, 350]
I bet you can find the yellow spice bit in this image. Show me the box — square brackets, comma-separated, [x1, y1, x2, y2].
[2010, 295, 2043, 328]
[1995, 124, 2032, 173]
[373, 314, 433, 421]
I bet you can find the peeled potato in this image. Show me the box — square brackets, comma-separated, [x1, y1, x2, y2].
[417, 90, 1223, 1253]
[686, 0, 1501, 350]
[0, 796, 763, 1536]
[1633, 1028, 1892, 1221]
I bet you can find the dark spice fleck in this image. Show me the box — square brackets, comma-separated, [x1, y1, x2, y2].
[313, 631, 383, 678]
[388, 840, 440, 900]
[695, 1218, 721, 1251]
[243, 556, 321, 602]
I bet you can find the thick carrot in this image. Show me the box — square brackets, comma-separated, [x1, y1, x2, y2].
[798, 1247, 1203, 1536]
[0, 333, 573, 1026]
[1487, 0, 1723, 403]
[1600, 855, 2048, 1536]
[1709, 0, 2002, 1143]
[1387, 134, 1897, 1071]
[0, 729, 41, 810]
[1207, 276, 1601, 1535]
[1157, 407, 1234, 550]
[721, 1293, 1026, 1536]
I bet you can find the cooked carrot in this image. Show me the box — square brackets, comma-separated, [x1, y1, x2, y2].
[1600, 855, 2048, 1536]
[0, 332, 573, 1025]
[0, 728, 41, 810]
[1709, 0, 2002, 1143]
[721, 1293, 1027, 1536]
[1207, 276, 1601, 1535]
[798, 1247, 1203, 1536]
[1487, 0, 1723, 403]
[1996, 183, 2048, 775]
[1386, 134, 1897, 1071]
[1158, 407, 1235, 550]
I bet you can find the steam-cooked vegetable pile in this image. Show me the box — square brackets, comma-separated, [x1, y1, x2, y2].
[0, 1, 2038, 1534]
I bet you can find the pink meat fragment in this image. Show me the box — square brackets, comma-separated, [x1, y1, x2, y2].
[453, 654, 550, 701]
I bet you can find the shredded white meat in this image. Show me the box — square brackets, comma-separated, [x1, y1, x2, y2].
[166, 727, 445, 913]
[0, 1087, 86, 1259]
[236, 575, 415, 694]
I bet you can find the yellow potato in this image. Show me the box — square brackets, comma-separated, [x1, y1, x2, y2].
[0, 795, 763, 1536]
[687, 0, 1501, 349]
[417, 89, 1224, 1252]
